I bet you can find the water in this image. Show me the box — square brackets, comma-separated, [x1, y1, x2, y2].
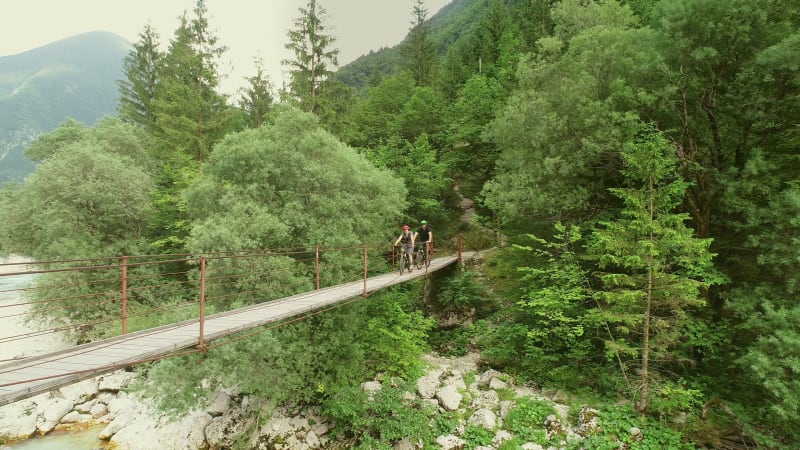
[3, 425, 107, 450]
[0, 256, 68, 361]
[1, 256, 101, 450]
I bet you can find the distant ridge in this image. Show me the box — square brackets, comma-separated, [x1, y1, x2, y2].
[0, 31, 130, 183]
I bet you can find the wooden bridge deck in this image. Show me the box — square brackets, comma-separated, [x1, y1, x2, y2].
[0, 254, 468, 406]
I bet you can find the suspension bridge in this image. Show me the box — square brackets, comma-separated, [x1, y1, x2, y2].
[0, 239, 472, 406]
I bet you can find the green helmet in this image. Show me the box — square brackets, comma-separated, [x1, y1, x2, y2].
[421, 220, 427, 224]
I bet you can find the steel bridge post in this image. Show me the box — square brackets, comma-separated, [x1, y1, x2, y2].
[121, 256, 128, 335]
[315, 246, 320, 290]
[198, 257, 207, 350]
[362, 245, 368, 297]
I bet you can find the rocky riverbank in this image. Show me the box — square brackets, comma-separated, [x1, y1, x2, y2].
[0, 352, 649, 449]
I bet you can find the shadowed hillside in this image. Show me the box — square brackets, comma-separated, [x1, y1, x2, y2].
[0, 31, 129, 183]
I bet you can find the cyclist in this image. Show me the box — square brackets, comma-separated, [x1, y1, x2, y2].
[415, 220, 433, 263]
[394, 224, 415, 270]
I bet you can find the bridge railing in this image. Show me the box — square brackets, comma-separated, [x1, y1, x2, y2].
[0, 237, 462, 362]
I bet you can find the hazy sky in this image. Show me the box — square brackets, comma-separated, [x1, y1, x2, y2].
[0, 0, 451, 95]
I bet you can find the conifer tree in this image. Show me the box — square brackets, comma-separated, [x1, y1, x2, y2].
[588, 129, 721, 414]
[152, 0, 231, 163]
[117, 23, 162, 131]
[238, 57, 274, 129]
[282, 0, 339, 114]
[401, 0, 437, 86]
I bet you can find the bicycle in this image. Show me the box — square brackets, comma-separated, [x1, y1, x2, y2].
[396, 245, 412, 274]
[414, 242, 426, 270]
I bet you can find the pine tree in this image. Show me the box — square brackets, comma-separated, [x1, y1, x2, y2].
[117, 23, 162, 131]
[152, 0, 231, 163]
[282, 0, 339, 114]
[588, 128, 721, 414]
[238, 57, 274, 129]
[401, 0, 437, 86]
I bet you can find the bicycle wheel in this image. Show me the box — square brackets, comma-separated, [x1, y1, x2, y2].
[415, 248, 424, 269]
[399, 251, 407, 274]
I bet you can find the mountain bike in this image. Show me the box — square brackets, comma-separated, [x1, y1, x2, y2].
[396, 245, 412, 274]
[414, 242, 426, 270]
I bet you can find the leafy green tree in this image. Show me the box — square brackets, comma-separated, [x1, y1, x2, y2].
[1, 120, 154, 260]
[442, 73, 505, 195]
[513, 223, 592, 376]
[401, 0, 437, 86]
[483, 22, 658, 231]
[346, 73, 417, 147]
[24, 118, 89, 162]
[117, 23, 162, 131]
[587, 129, 721, 414]
[283, 0, 340, 114]
[184, 106, 406, 254]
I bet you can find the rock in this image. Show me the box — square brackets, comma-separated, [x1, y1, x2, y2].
[37, 397, 73, 434]
[361, 380, 382, 395]
[59, 411, 82, 423]
[544, 414, 566, 440]
[89, 402, 108, 419]
[305, 429, 321, 448]
[493, 429, 513, 446]
[58, 379, 99, 404]
[521, 444, 544, 450]
[0, 399, 38, 440]
[470, 390, 499, 409]
[435, 385, 463, 411]
[74, 399, 97, 413]
[417, 370, 443, 399]
[489, 377, 508, 390]
[436, 434, 465, 450]
[630, 426, 643, 442]
[576, 406, 602, 437]
[161, 410, 213, 450]
[205, 406, 253, 448]
[98, 371, 137, 391]
[468, 408, 497, 430]
[205, 388, 231, 417]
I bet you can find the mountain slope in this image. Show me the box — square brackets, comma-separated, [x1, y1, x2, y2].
[0, 31, 130, 183]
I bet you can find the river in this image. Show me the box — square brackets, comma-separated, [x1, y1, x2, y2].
[0, 256, 107, 450]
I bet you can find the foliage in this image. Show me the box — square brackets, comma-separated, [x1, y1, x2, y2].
[564, 405, 694, 450]
[515, 223, 592, 367]
[117, 23, 162, 131]
[503, 397, 553, 443]
[0, 120, 154, 260]
[321, 381, 434, 446]
[237, 57, 275, 129]
[184, 106, 406, 255]
[462, 423, 494, 449]
[282, 0, 339, 114]
[359, 291, 435, 379]
[400, 0, 437, 86]
[587, 128, 722, 413]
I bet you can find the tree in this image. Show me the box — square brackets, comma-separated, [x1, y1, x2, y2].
[0, 120, 154, 260]
[401, 0, 437, 86]
[482, 9, 660, 232]
[117, 23, 162, 131]
[587, 129, 720, 414]
[152, 0, 231, 164]
[238, 56, 275, 129]
[184, 106, 407, 254]
[282, 0, 339, 114]
[148, 0, 233, 252]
